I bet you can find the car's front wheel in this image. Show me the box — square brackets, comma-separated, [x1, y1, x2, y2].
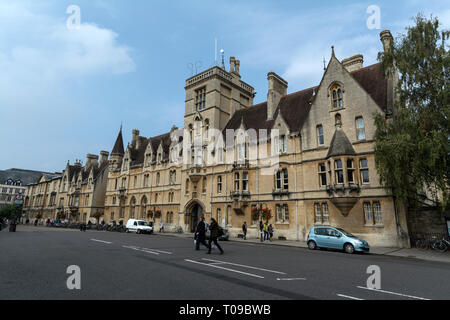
[344, 243, 355, 254]
[308, 240, 317, 250]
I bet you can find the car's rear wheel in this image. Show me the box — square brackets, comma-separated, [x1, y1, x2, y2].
[344, 243, 355, 254]
[308, 240, 317, 250]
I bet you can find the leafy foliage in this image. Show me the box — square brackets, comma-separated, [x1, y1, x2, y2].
[0, 204, 22, 219]
[375, 14, 449, 209]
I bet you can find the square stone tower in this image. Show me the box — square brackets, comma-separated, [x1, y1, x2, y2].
[184, 57, 255, 134]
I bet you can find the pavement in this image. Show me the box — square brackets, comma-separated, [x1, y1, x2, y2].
[1, 225, 450, 300]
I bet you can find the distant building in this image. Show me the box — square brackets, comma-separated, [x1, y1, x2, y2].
[0, 169, 57, 208]
[23, 152, 110, 223]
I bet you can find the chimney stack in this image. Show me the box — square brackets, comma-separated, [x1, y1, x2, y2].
[267, 72, 288, 120]
[342, 54, 364, 72]
[74, 159, 82, 168]
[229, 57, 236, 73]
[380, 30, 393, 52]
[132, 129, 140, 145]
[100, 151, 109, 163]
[235, 59, 240, 75]
[86, 154, 99, 168]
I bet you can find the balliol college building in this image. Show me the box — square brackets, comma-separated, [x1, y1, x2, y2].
[24, 30, 410, 247]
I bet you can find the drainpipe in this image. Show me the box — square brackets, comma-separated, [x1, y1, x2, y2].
[293, 133, 299, 241]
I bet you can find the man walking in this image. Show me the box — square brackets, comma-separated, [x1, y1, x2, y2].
[194, 217, 209, 251]
[207, 218, 224, 255]
[242, 221, 247, 240]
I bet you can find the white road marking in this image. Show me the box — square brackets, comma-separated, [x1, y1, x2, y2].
[142, 248, 172, 255]
[337, 294, 365, 300]
[185, 259, 265, 279]
[202, 258, 286, 275]
[276, 278, 306, 281]
[122, 245, 160, 255]
[356, 286, 431, 300]
[91, 239, 112, 244]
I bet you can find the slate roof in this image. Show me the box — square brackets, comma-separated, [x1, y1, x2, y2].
[326, 129, 356, 158]
[350, 63, 388, 113]
[127, 132, 172, 167]
[0, 169, 59, 186]
[225, 62, 388, 134]
[111, 129, 125, 156]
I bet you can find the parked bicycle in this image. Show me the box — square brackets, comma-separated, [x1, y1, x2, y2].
[431, 237, 450, 253]
[175, 226, 183, 234]
[415, 235, 437, 250]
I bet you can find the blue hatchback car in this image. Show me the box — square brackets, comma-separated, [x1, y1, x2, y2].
[307, 226, 370, 254]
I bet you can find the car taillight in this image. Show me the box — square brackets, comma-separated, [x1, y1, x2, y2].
[307, 232, 310, 239]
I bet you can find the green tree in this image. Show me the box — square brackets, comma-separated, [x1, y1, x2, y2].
[0, 204, 23, 220]
[375, 14, 449, 209]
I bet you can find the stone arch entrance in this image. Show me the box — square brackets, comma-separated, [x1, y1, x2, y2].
[184, 200, 205, 233]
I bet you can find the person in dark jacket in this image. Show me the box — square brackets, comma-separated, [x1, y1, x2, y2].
[242, 221, 247, 240]
[207, 218, 224, 255]
[259, 220, 264, 242]
[194, 217, 209, 250]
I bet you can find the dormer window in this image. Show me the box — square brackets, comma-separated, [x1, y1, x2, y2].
[330, 84, 344, 109]
[195, 87, 206, 111]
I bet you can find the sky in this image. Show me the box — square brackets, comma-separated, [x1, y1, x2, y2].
[0, 0, 448, 172]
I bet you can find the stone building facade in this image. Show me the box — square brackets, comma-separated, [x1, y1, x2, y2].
[102, 30, 410, 247]
[0, 169, 56, 209]
[23, 152, 110, 223]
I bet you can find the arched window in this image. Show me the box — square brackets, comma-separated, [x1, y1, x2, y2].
[335, 113, 342, 127]
[330, 84, 344, 109]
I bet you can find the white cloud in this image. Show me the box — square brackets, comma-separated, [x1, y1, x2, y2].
[0, 1, 135, 109]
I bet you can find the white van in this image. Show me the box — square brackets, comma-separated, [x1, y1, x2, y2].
[125, 219, 153, 234]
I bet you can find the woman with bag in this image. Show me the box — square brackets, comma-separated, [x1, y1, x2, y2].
[207, 218, 224, 255]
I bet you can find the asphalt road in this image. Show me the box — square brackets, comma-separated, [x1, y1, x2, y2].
[1, 227, 449, 300]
